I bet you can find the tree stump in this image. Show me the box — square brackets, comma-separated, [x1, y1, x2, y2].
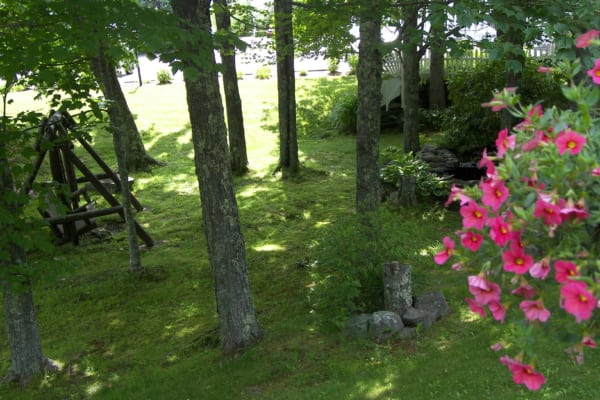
[383, 262, 413, 316]
[397, 176, 417, 206]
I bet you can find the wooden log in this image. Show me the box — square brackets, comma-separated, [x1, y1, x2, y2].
[383, 261, 413, 316]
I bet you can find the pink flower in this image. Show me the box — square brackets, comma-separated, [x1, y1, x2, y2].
[478, 149, 497, 178]
[533, 197, 562, 226]
[451, 262, 462, 271]
[537, 66, 553, 73]
[520, 299, 551, 322]
[529, 258, 551, 280]
[593, 168, 600, 176]
[460, 202, 487, 230]
[502, 248, 533, 274]
[480, 179, 509, 211]
[522, 130, 550, 152]
[468, 275, 502, 305]
[511, 284, 537, 299]
[460, 231, 483, 251]
[500, 356, 546, 391]
[487, 216, 511, 246]
[561, 280, 596, 323]
[495, 128, 516, 158]
[576, 29, 600, 48]
[556, 129, 586, 155]
[488, 300, 506, 322]
[465, 297, 486, 317]
[445, 184, 472, 207]
[434, 236, 455, 265]
[559, 198, 589, 222]
[490, 342, 504, 351]
[582, 335, 597, 348]
[554, 260, 579, 283]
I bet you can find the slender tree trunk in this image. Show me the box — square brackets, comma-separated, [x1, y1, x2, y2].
[171, 0, 262, 354]
[89, 46, 159, 172]
[1, 157, 55, 385]
[401, 4, 421, 154]
[428, 2, 446, 110]
[214, 0, 249, 175]
[274, 0, 299, 176]
[356, 2, 383, 215]
[89, 46, 145, 275]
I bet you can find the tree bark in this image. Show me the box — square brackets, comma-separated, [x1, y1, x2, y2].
[274, 0, 300, 176]
[401, 3, 421, 154]
[1, 157, 55, 385]
[89, 46, 159, 172]
[356, 3, 383, 215]
[383, 262, 413, 317]
[90, 46, 145, 275]
[428, 2, 446, 110]
[214, 0, 249, 176]
[171, 0, 262, 355]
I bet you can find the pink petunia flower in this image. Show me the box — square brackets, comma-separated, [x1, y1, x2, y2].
[533, 197, 562, 226]
[520, 299, 551, 322]
[460, 201, 487, 230]
[488, 300, 506, 323]
[468, 275, 502, 305]
[582, 335, 597, 348]
[554, 260, 579, 283]
[487, 216, 512, 246]
[495, 128, 516, 158]
[522, 130, 550, 152]
[500, 356, 546, 391]
[593, 168, 600, 176]
[512, 284, 537, 299]
[434, 236, 455, 265]
[502, 248, 534, 274]
[529, 258, 551, 280]
[460, 231, 483, 252]
[445, 184, 473, 207]
[490, 342, 504, 351]
[576, 29, 600, 48]
[559, 198, 589, 222]
[537, 66, 553, 73]
[556, 129, 586, 155]
[480, 179, 509, 211]
[478, 149, 497, 178]
[465, 297, 486, 318]
[561, 280, 596, 323]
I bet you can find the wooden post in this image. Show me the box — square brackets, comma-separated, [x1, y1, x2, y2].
[383, 261, 413, 316]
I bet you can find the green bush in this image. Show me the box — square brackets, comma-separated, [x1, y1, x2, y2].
[308, 209, 407, 329]
[327, 58, 340, 75]
[156, 69, 172, 85]
[347, 54, 359, 75]
[441, 59, 567, 156]
[380, 146, 451, 199]
[255, 66, 271, 80]
[327, 91, 357, 134]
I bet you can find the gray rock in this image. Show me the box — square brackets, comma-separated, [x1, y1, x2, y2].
[418, 145, 460, 175]
[343, 313, 373, 339]
[414, 291, 450, 321]
[401, 307, 435, 329]
[397, 327, 417, 339]
[368, 311, 403, 341]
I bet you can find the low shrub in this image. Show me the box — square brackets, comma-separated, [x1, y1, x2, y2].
[347, 54, 358, 75]
[255, 66, 271, 80]
[380, 146, 450, 199]
[308, 209, 407, 329]
[156, 69, 172, 85]
[441, 59, 567, 155]
[327, 91, 357, 134]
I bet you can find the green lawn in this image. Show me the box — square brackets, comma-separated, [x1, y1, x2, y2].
[1, 77, 599, 400]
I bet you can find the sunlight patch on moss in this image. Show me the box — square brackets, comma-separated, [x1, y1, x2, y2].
[253, 244, 286, 252]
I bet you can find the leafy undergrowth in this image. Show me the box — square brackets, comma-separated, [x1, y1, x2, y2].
[1, 80, 599, 400]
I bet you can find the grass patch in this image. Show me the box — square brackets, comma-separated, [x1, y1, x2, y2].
[1, 79, 599, 400]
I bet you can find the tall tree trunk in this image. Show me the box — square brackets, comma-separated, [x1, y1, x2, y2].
[274, 0, 300, 176]
[89, 46, 159, 172]
[428, 2, 446, 110]
[356, 2, 383, 215]
[401, 3, 421, 154]
[214, 0, 249, 175]
[90, 46, 145, 275]
[1, 157, 55, 385]
[171, 0, 262, 354]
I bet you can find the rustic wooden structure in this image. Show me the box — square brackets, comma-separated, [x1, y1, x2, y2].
[25, 110, 153, 246]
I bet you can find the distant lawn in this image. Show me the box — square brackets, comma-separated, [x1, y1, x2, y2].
[1, 77, 599, 400]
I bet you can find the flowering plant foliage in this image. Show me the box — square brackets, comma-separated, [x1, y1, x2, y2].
[435, 30, 600, 391]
